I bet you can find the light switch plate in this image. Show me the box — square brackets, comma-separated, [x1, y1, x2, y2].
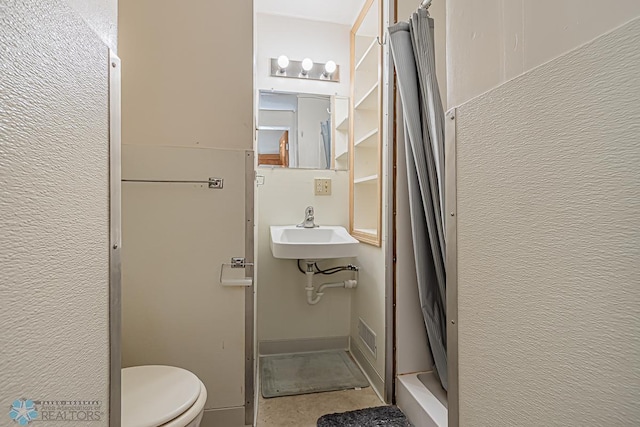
[314, 178, 332, 195]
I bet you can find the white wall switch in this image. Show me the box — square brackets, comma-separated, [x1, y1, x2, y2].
[314, 178, 332, 195]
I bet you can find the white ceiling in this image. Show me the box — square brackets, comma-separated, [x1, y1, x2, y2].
[255, 0, 367, 25]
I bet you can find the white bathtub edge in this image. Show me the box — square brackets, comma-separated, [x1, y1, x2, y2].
[397, 373, 448, 427]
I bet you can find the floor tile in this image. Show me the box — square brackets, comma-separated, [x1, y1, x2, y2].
[257, 387, 383, 427]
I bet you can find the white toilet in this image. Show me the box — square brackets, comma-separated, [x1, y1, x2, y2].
[122, 365, 207, 427]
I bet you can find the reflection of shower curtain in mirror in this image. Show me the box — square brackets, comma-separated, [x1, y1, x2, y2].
[320, 119, 331, 169]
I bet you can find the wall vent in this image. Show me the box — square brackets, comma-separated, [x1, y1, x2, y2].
[358, 318, 377, 358]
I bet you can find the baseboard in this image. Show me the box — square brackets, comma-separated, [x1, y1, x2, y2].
[396, 373, 447, 427]
[349, 340, 385, 401]
[200, 407, 249, 427]
[258, 336, 349, 355]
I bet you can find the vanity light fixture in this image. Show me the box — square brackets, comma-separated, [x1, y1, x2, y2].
[270, 57, 340, 83]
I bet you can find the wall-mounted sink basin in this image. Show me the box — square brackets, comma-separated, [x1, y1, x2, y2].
[270, 225, 359, 259]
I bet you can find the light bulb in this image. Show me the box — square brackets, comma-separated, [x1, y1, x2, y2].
[277, 55, 289, 71]
[323, 60, 337, 76]
[301, 58, 314, 74]
[324, 60, 337, 74]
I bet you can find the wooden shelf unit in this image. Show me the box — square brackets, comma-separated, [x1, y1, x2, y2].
[349, 0, 382, 246]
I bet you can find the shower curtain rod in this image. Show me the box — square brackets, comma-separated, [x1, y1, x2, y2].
[386, 0, 433, 45]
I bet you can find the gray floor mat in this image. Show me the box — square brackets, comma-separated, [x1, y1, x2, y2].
[260, 350, 369, 398]
[317, 406, 413, 427]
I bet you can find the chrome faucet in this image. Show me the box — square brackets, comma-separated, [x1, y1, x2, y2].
[297, 206, 318, 228]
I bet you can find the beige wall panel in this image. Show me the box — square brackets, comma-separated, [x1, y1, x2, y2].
[118, 0, 253, 150]
[446, 0, 505, 108]
[455, 18, 640, 426]
[446, 0, 640, 107]
[0, 0, 110, 424]
[350, 242, 387, 386]
[121, 146, 247, 410]
[522, 0, 640, 72]
[256, 168, 351, 342]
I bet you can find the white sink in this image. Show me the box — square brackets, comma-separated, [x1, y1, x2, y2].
[270, 225, 359, 259]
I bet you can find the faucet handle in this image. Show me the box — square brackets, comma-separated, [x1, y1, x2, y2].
[296, 206, 318, 228]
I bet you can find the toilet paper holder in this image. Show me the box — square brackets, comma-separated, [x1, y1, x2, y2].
[219, 257, 253, 287]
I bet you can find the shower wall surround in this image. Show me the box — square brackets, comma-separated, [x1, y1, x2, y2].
[453, 15, 640, 426]
[1, 0, 116, 424]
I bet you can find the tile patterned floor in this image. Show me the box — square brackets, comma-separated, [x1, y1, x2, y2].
[257, 387, 383, 427]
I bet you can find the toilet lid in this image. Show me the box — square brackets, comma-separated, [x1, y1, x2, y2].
[121, 365, 202, 427]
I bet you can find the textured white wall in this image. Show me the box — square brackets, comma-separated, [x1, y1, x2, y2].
[256, 168, 351, 342]
[256, 13, 351, 97]
[455, 17, 640, 426]
[0, 0, 111, 425]
[446, 0, 640, 107]
[66, 0, 118, 51]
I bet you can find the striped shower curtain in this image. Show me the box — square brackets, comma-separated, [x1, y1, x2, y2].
[389, 9, 448, 390]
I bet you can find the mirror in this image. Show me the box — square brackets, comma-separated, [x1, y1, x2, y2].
[257, 90, 349, 170]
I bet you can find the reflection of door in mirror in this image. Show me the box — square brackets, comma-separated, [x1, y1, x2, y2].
[297, 95, 331, 169]
[279, 131, 289, 167]
[258, 130, 289, 167]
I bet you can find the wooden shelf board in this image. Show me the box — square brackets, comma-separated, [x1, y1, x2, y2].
[354, 35, 376, 61]
[354, 128, 378, 148]
[335, 149, 348, 160]
[354, 227, 377, 235]
[336, 116, 349, 131]
[351, 228, 380, 246]
[355, 38, 378, 71]
[354, 82, 379, 111]
[353, 174, 378, 184]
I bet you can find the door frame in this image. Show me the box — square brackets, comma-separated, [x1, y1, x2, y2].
[385, 0, 397, 405]
[108, 57, 256, 427]
[244, 150, 256, 425]
[108, 49, 122, 427]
